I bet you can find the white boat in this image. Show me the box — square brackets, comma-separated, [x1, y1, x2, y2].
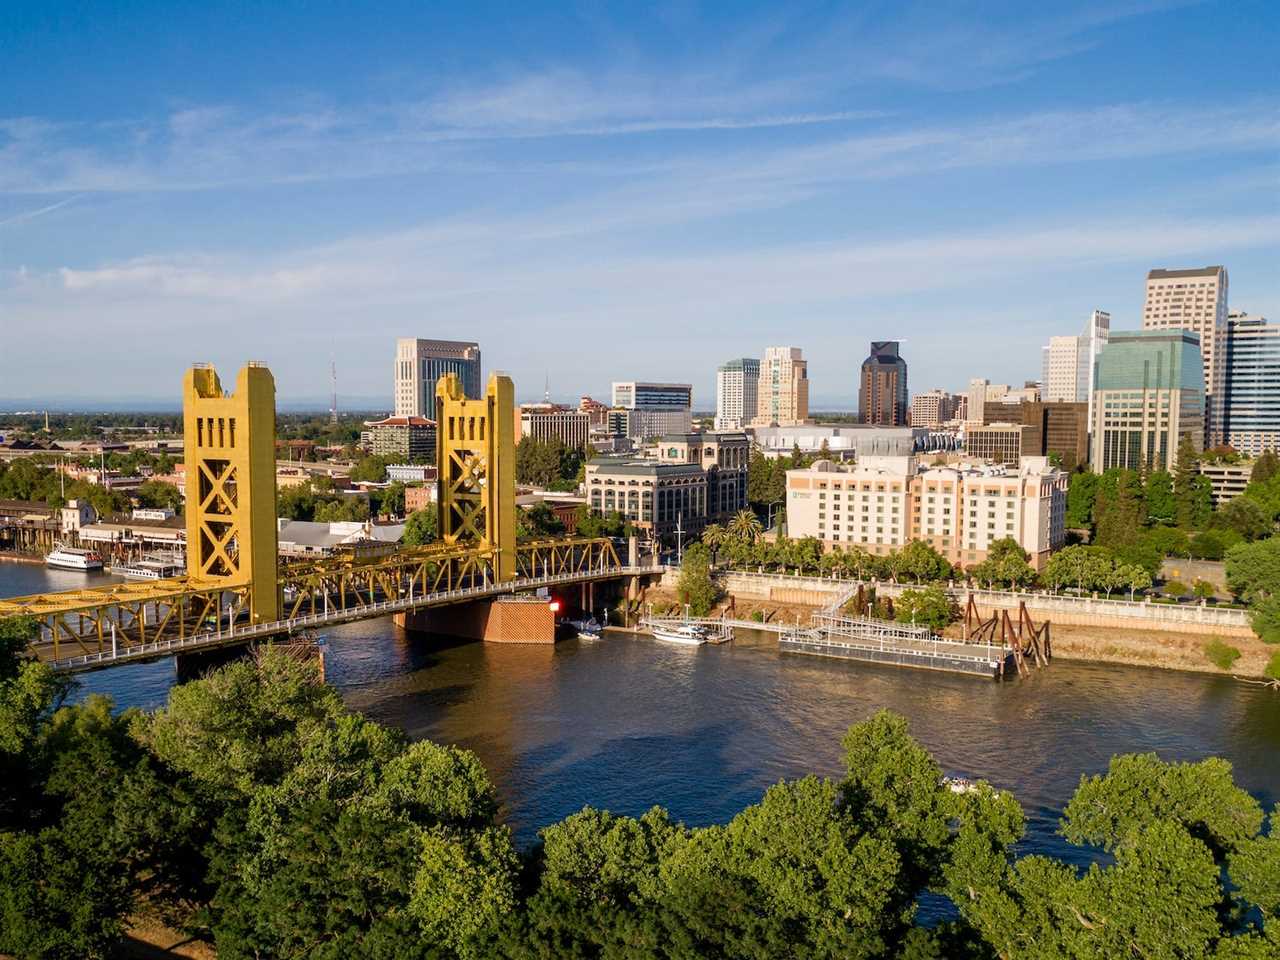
[942, 776, 979, 795]
[45, 543, 105, 571]
[651, 624, 708, 646]
[118, 555, 185, 580]
[566, 617, 603, 640]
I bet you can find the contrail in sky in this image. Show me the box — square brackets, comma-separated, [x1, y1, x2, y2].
[0, 194, 84, 227]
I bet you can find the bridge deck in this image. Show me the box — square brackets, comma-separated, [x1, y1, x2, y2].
[36, 565, 660, 673]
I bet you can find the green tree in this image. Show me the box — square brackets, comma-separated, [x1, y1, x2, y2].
[676, 543, 719, 616]
[1116, 563, 1153, 600]
[700, 522, 726, 562]
[515, 437, 583, 488]
[349, 454, 398, 483]
[134, 479, 184, 513]
[313, 496, 370, 522]
[1144, 469, 1176, 524]
[728, 508, 764, 544]
[1250, 451, 1280, 484]
[1042, 544, 1114, 593]
[1094, 469, 1147, 549]
[402, 506, 438, 546]
[574, 507, 628, 540]
[1218, 495, 1274, 542]
[1064, 470, 1099, 529]
[894, 585, 957, 631]
[970, 538, 1036, 589]
[1173, 437, 1212, 528]
[948, 753, 1276, 958]
[1225, 536, 1280, 605]
[517, 502, 565, 538]
[137, 652, 518, 960]
[896, 539, 953, 584]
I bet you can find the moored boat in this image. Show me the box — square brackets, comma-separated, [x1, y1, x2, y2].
[651, 624, 708, 646]
[45, 543, 105, 571]
[566, 617, 602, 640]
[118, 554, 186, 580]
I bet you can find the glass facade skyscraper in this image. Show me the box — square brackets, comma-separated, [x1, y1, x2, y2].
[1220, 314, 1280, 456]
[1090, 330, 1204, 472]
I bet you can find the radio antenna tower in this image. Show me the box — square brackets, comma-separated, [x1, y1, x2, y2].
[329, 358, 338, 424]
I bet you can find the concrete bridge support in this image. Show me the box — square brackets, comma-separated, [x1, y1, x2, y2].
[395, 596, 555, 644]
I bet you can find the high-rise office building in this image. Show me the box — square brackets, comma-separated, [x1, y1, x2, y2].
[394, 338, 482, 416]
[1041, 310, 1110, 405]
[610, 381, 693, 438]
[908, 389, 955, 428]
[1141, 267, 1227, 403]
[1090, 330, 1205, 472]
[715, 358, 760, 431]
[753, 346, 809, 427]
[1219, 313, 1280, 455]
[858, 341, 908, 426]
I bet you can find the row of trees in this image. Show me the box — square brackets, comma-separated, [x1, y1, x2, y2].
[1067, 446, 1280, 568]
[515, 437, 586, 491]
[1, 618, 1275, 959]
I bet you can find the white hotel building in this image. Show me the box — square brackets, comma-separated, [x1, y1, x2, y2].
[785, 456, 1067, 569]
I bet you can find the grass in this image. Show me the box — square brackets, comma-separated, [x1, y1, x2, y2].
[1204, 638, 1242, 671]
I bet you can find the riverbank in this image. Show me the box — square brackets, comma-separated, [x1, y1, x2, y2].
[641, 582, 1275, 680]
[0, 550, 43, 565]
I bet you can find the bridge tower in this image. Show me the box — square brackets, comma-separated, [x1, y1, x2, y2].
[435, 372, 516, 582]
[183, 362, 280, 623]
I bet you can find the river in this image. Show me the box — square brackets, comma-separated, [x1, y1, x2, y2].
[4, 562, 1278, 866]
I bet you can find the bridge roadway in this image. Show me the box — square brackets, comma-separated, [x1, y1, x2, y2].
[2, 536, 661, 674]
[38, 562, 662, 673]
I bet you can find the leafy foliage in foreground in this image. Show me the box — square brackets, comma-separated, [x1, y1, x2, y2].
[0, 614, 1277, 959]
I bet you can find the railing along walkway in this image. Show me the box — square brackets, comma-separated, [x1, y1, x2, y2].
[712, 569, 1250, 628]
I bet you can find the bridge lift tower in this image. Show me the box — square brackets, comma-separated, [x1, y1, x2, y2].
[183, 362, 280, 623]
[435, 372, 517, 583]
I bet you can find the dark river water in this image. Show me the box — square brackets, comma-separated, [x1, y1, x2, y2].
[5, 562, 1279, 867]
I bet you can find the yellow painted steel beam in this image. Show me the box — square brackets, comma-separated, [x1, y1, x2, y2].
[184, 363, 279, 623]
[435, 372, 516, 581]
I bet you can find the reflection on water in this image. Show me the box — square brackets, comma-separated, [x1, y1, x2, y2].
[5, 564, 1278, 864]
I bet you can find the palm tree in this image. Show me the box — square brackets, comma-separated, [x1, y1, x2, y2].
[729, 508, 765, 544]
[701, 523, 726, 563]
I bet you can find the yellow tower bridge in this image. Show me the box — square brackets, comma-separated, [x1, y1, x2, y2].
[0, 364, 658, 672]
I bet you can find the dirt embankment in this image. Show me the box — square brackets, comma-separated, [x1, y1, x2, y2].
[956, 620, 1275, 678]
[634, 585, 821, 628]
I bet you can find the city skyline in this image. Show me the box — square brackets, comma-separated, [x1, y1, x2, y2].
[3, 2, 1278, 406]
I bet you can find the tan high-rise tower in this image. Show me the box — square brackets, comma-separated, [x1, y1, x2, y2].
[1141, 267, 1226, 399]
[752, 346, 809, 427]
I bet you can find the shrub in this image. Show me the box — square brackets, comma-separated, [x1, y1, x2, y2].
[1266, 652, 1280, 681]
[1191, 579, 1216, 600]
[1203, 638, 1241, 671]
[1163, 580, 1188, 598]
[893, 586, 957, 632]
[750, 609, 765, 623]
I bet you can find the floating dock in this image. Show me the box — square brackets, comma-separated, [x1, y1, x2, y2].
[780, 611, 1015, 678]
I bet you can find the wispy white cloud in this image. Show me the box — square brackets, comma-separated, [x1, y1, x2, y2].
[9, 206, 1276, 401]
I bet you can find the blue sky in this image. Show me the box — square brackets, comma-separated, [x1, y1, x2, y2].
[1, 0, 1277, 408]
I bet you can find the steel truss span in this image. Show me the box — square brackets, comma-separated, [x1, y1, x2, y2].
[1, 538, 631, 671]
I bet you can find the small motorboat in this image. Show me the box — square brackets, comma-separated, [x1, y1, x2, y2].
[651, 623, 708, 646]
[566, 617, 603, 640]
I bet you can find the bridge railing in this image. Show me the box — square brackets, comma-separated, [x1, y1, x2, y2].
[47, 562, 664, 673]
